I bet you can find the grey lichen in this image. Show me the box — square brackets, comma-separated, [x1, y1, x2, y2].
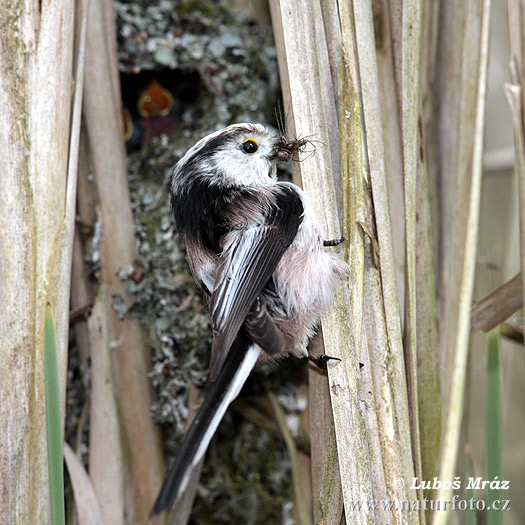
[125, 138, 212, 435]
[115, 0, 280, 128]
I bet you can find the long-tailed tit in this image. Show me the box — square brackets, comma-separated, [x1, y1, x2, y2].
[151, 123, 348, 515]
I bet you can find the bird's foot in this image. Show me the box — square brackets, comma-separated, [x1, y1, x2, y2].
[308, 353, 342, 370]
[323, 237, 345, 247]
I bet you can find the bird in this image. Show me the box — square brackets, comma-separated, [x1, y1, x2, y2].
[137, 79, 180, 146]
[151, 123, 349, 516]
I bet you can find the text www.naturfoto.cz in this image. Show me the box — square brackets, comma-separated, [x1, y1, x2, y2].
[348, 497, 511, 512]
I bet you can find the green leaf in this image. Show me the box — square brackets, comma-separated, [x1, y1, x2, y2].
[44, 304, 65, 525]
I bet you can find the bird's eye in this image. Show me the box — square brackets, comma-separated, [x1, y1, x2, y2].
[242, 138, 259, 154]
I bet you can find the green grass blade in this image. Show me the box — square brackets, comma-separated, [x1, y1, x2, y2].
[44, 303, 65, 525]
[486, 329, 502, 525]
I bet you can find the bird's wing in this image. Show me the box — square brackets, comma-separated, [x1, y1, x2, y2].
[209, 185, 303, 379]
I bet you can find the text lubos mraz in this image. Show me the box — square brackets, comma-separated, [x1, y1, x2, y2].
[410, 477, 509, 491]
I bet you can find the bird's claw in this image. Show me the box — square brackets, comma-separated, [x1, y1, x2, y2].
[323, 237, 345, 247]
[308, 353, 342, 370]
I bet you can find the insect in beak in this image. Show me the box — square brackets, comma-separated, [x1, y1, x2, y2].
[274, 136, 309, 162]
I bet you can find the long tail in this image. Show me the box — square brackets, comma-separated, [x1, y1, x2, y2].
[150, 336, 261, 516]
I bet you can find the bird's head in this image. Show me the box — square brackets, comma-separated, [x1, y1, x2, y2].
[173, 123, 305, 189]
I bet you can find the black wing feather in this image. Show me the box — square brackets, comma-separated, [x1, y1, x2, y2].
[209, 185, 303, 379]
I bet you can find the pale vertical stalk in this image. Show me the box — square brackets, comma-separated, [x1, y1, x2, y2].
[338, 2, 381, 521]
[417, 0, 442, 454]
[71, 130, 96, 371]
[418, 0, 440, 267]
[309, 5, 342, 518]
[308, 332, 335, 523]
[28, 3, 75, 394]
[0, 1, 76, 521]
[314, 4, 371, 521]
[371, 7, 438, 508]
[506, 0, 525, 338]
[319, 423, 344, 524]
[506, 0, 524, 74]
[375, 0, 406, 307]
[337, 1, 390, 521]
[386, 0, 442, 511]
[504, 79, 525, 338]
[63, 443, 105, 524]
[316, 6, 350, 512]
[83, 0, 164, 520]
[416, 3, 442, 505]
[506, 0, 525, 115]
[352, 0, 401, 321]
[441, 0, 485, 399]
[432, 1, 491, 523]
[269, 394, 311, 525]
[401, 0, 424, 519]
[88, 286, 124, 525]
[57, 0, 89, 403]
[269, 1, 373, 522]
[320, 0, 342, 99]
[434, 0, 467, 395]
[414, 155, 441, 498]
[352, 0, 417, 517]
